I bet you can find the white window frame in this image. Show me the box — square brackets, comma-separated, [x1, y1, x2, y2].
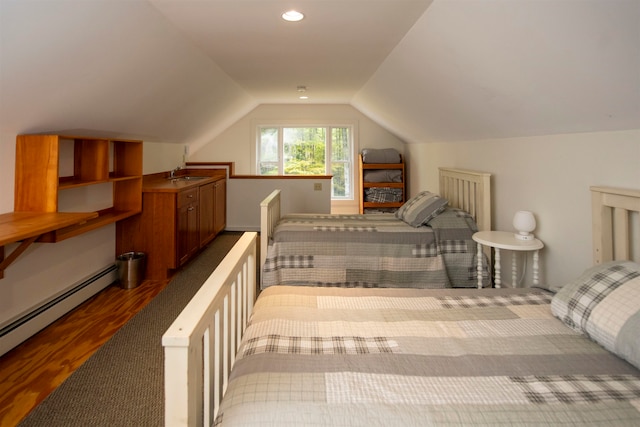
[252, 120, 358, 202]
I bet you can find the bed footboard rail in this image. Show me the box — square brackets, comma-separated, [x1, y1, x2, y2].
[162, 232, 257, 427]
[260, 189, 281, 274]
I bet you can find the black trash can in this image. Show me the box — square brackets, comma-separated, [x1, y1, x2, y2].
[116, 252, 146, 289]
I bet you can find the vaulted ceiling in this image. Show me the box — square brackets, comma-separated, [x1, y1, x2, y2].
[149, 0, 433, 104]
[1, 0, 638, 148]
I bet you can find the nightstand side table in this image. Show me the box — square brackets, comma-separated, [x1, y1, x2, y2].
[472, 231, 544, 288]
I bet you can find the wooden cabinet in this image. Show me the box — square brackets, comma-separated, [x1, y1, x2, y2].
[358, 154, 405, 213]
[14, 134, 142, 242]
[118, 175, 226, 280]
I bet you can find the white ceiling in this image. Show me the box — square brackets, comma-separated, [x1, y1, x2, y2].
[149, 0, 433, 103]
[355, 0, 640, 142]
[1, 0, 639, 146]
[147, 0, 640, 142]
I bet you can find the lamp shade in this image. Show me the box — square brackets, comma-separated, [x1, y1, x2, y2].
[513, 211, 536, 240]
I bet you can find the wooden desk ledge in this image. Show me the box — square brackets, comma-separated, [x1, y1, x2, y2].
[0, 211, 98, 278]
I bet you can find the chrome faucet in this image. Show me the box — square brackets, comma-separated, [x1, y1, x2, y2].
[169, 166, 181, 179]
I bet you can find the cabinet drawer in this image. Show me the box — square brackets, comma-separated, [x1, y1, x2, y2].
[178, 188, 198, 208]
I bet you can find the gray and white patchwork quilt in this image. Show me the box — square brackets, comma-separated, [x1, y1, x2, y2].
[262, 208, 488, 289]
[215, 286, 640, 426]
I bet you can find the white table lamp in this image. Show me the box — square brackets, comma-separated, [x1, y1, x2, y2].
[513, 211, 536, 241]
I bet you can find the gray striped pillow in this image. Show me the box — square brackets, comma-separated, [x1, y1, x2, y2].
[395, 191, 448, 227]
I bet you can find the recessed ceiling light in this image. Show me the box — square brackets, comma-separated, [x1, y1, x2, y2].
[299, 95, 309, 100]
[282, 10, 304, 22]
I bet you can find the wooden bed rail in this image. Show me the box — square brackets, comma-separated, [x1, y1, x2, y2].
[260, 189, 281, 277]
[162, 232, 257, 427]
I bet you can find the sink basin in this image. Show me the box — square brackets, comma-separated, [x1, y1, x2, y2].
[180, 176, 208, 181]
[166, 176, 209, 181]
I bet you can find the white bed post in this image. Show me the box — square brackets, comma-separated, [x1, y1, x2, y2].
[260, 189, 281, 277]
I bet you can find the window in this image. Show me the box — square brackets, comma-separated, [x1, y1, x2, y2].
[257, 125, 354, 199]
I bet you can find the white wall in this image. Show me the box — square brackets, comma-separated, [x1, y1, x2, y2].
[189, 104, 406, 213]
[143, 141, 187, 175]
[227, 178, 332, 231]
[406, 129, 640, 289]
[0, 226, 116, 324]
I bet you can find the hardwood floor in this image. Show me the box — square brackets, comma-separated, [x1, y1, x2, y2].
[0, 278, 170, 427]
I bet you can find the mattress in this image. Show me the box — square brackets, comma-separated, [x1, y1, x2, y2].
[261, 208, 488, 289]
[215, 286, 640, 426]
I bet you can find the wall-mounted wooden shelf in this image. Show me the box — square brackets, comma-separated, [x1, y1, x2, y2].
[0, 133, 144, 278]
[36, 207, 136, 243]
[0, 211, 99, 278]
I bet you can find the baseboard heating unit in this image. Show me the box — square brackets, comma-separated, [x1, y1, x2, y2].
[0, 265, 117, 357]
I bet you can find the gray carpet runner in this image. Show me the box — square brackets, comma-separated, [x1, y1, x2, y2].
[19, 232, 243, 427]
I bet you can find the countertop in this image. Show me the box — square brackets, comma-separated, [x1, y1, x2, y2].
[142, 173, 223, 193]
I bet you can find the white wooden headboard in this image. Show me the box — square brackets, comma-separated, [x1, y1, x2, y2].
[439, 167, 492, 232]
[591, 186, 640, 264]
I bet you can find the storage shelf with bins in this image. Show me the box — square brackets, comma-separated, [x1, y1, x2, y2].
[358, 154, 406, 213]
[14, 134, 143, 243]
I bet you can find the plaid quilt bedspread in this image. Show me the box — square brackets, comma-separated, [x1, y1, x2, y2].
[261, 208, 488, 289]
[215, 286, 640, 426]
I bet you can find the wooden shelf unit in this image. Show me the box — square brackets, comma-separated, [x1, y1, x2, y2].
[358, 154, 406, 213]
[14, 134, 143, 243]
[0, 133, 142, 277]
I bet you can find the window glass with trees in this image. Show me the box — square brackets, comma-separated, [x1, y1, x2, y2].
[258, 125, 353, 199]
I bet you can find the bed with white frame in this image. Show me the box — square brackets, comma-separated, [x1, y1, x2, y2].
[260, 167, 492, 289]
[163, 185, 640, 426]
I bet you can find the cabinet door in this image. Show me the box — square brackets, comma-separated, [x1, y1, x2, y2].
[177, 189, 199, 266]
[199, 182, 215, 247]
[177, 203, 199, 266]
[213, 178, 226, 235]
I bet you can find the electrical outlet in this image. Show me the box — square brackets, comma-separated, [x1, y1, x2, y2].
[314, 183, 322, 191]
